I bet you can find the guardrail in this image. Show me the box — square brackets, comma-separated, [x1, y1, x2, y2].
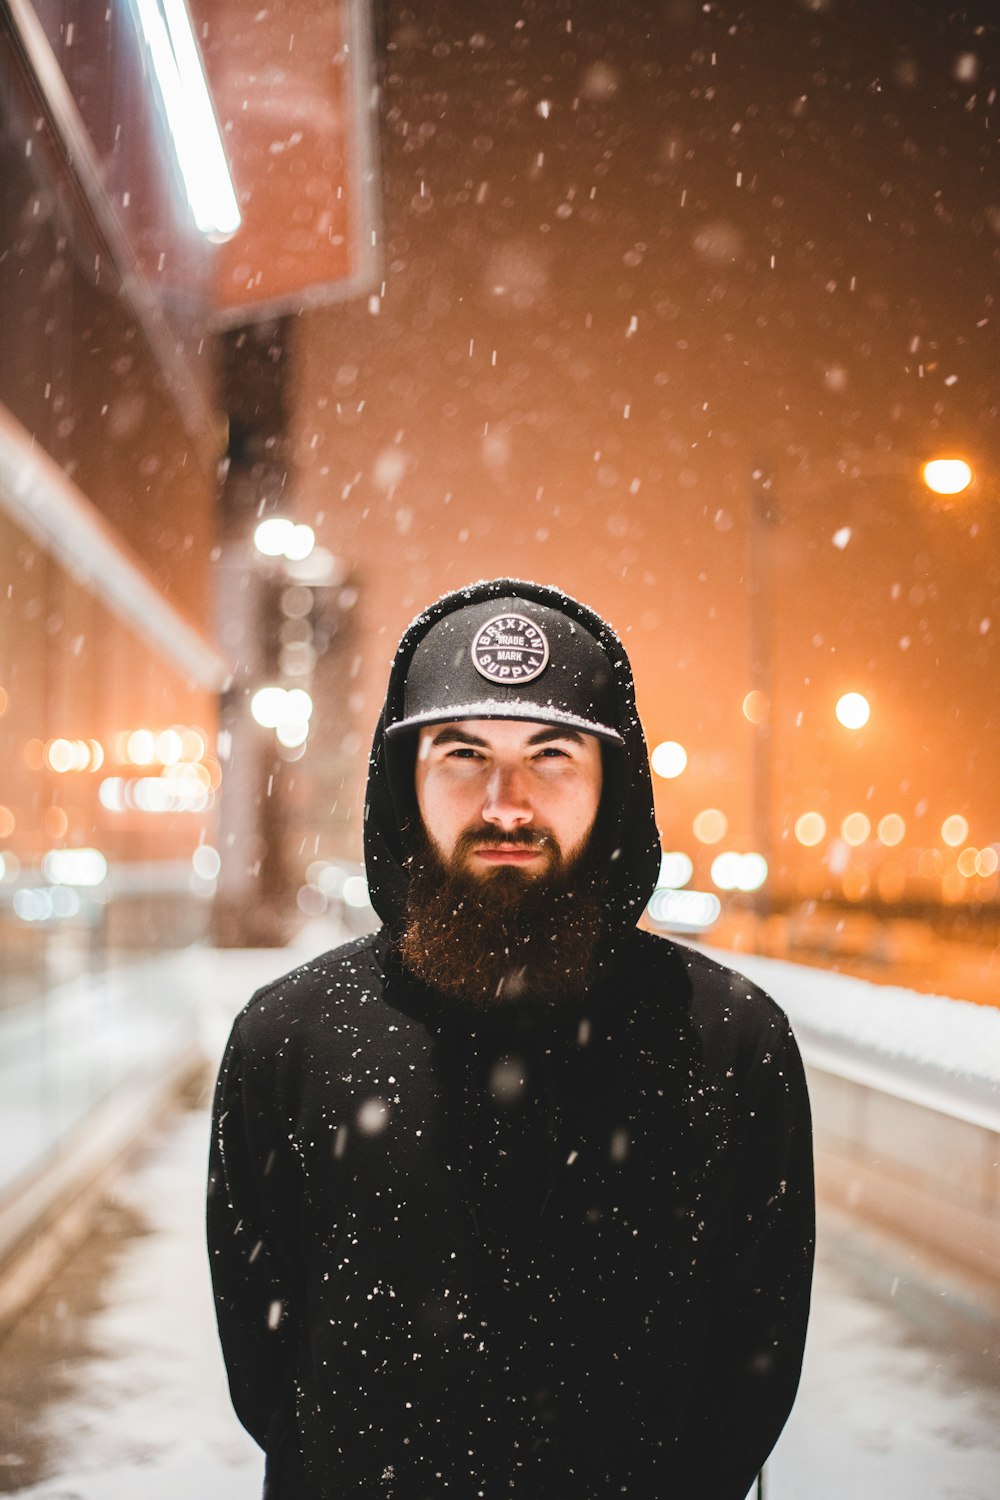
[701, 946, 1000, 1290]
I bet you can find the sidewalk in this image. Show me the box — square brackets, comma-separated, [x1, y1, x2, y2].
[2, 935, 1000, 1497]
[0, 926, 336, 1499]
[0, 1082, 259, 1497]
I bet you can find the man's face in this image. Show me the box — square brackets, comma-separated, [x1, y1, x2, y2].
[414, 718, 603, 879]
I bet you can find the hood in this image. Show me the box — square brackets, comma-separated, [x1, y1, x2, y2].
[363, 578, 662, 958]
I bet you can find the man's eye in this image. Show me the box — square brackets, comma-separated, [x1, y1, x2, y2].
[535, 747, 569, 760]
[446, 747, 481, 759]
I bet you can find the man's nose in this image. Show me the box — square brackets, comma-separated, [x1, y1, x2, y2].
[481, 765, 533, 830]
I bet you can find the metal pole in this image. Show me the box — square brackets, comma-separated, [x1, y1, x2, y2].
[747, 466, 778, 940]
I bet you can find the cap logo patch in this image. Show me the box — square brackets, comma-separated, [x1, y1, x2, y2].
[470, 613, 550, 684]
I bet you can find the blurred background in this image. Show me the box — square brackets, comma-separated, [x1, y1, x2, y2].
[1, 1, 999, 1495]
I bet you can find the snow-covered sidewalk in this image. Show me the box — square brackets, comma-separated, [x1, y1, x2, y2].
[4, 1076, 1000, 1499]
[2, 931, 999, 1498]
[0, 1095, 260, 1497]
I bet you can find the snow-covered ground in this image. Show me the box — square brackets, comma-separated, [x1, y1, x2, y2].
[1, 930, 999, 1497]
[700, 943, 1000, 1130]
[704, 944, 1000, 1084]
[3, 1079, 999, 1499]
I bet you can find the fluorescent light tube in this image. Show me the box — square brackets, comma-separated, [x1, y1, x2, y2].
[134, 0, 241, 238]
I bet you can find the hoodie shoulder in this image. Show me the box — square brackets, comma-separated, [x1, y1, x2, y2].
[229, 930, 384, 1056]
[629, 928, 799, 1061]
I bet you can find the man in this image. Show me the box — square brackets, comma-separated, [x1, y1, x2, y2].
[208, 578, 814, 1500]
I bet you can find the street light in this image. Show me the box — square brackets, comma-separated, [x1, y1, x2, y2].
[835, 692, 871, 730]
[922, 458, 974, 496]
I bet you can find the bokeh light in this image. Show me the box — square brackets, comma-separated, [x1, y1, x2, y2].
[251, 687, 290, 729]
[156, 728, 185, 765]
[658, 851, 694, 888]
[276, 720, 310, 748]
[794, 812, 826, 847]
[711, 851, 768, 892]
[43, 738, 101, 774]
[651, 740, 687, 779]
[179, 727, 207, 761]
[307, 861, 346, 897]
[741, 690, 768, 725]
[284, 524, 316, 562]
[342, 875, 372, 908]
[647, 888, 721, 932]
[835, 692, 870, 730]
[841, 868, 870, 902]
[284, 688, 314, 724]
[254, 517, 295, 556]
[737, 852, 769, 891]
[693, 808, 728, 844]
[254, 518, 316, 561]
[922, 457, 973, 496]
[941, 814, 969, 848]
[297, 883, 328, 916]
[841, 812, 871, 846]
[282, 585, 314, 618]
[42, 848, 108, 886]
[126, 729, 157, 765]
[877, 813, 906, 846]
[192, 845, 222, 880]
[45, 739, 80, 773]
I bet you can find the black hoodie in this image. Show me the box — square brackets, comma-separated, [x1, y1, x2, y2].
[207, 579, 814, 1500]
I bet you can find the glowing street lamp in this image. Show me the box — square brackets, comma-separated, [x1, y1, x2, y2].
[835, 692, 870, 730]
[921, 457, 974, 496]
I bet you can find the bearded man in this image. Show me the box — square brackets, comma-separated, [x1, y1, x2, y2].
[207, 579, 814, 1500]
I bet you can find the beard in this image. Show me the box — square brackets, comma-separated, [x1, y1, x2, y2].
[399, 823, 606, 1009]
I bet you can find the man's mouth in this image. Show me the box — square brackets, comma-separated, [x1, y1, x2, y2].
[473, 844, 545, 864]
[463, 832, 554, 869]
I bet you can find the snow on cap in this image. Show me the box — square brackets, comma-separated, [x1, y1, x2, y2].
[385, 595, 624, 744]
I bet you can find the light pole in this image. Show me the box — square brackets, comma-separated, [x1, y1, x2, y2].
[745, 451, 976, 938]
[747, 465, 779, 926]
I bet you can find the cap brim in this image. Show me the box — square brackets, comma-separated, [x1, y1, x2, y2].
[385, 701, 624, 745]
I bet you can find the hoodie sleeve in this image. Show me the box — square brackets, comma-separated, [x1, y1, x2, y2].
[675, 1019, 815, 1499]
[206, 1017, 302, 1450]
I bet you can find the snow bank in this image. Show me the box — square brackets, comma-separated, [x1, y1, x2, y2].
[698, 946, 1000, 1129]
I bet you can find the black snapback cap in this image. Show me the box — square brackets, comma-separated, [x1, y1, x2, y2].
[385, 596, 623, 745]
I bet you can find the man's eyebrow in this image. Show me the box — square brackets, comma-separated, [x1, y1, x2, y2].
[427, 724, 587, 748]
[525, 726, 586, 746]
[429, 727, 489, 747]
